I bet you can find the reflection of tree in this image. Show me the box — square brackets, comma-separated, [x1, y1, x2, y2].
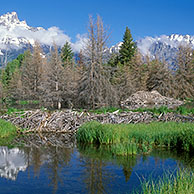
[80, 156, 113, 194]
[45, 147, 73, 194]
[23, 146, 73, 194]
[119, 156, 138, 182]
[31, 148, 42, 177]
[78, 144, 138, 193]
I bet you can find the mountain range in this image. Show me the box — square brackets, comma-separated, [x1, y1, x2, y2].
[0, 11, 194, 66]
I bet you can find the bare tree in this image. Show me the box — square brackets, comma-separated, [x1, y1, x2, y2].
[21, 42, 45, 100]
[40, 44, 66, 109]
[77, 15, 118, 109]
[146, 57, 175, 97]
[174, 45, 194, 99]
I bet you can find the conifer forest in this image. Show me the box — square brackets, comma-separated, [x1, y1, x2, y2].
[0, 16, 193, 110]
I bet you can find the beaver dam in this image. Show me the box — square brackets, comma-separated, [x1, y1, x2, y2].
[0, 108, 194, 194]
[0, 109, 194, 148]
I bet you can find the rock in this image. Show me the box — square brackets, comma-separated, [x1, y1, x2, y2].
[121, 90, 183, 110]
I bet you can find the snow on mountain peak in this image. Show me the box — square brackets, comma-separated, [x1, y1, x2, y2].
[0, 11, 28, 28]
[0, 12, 71, 51]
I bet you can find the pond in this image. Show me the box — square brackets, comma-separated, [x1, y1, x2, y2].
[0, 145, 193, 194]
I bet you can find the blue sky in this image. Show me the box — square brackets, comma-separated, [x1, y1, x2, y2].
[1, 0, 194, 45]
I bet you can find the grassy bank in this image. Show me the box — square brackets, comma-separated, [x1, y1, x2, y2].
[77, 121, 194, 155]
[135, 169, 194, 194]
[0, 118, 18, 145]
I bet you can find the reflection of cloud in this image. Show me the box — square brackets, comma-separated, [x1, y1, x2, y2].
[0, 147, 27, 180]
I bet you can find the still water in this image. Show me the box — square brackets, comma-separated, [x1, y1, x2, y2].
[0, 145, 193, 194]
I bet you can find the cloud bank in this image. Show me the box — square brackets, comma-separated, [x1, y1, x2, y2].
[0, 24, 87, 52]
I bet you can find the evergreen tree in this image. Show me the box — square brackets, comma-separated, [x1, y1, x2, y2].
[8, 66, 23, 101]
[0, 81, 3, 102]
[119, 27, 136, 66]
[0, 52, 26, 88]
[61, 42, 74, 66]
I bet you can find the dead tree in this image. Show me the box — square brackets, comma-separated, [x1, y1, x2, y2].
[77, 15, 118, 109]
[40, 44, 66, 109]
[21, 42, 45, 100]
[174, 45, 194, 99]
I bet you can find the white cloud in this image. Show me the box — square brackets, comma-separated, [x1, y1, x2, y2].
[72, 33, 88, 52]
[0, 24, 86, 52]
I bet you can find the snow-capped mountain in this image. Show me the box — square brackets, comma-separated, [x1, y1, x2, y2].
[109, 34, 194, 64]
[0, 11, 194, 67]
[0, 11, 73, 66]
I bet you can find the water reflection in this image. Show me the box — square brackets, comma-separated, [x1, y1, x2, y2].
[0, 145, 193, 194]
[0, 147, 27, 180]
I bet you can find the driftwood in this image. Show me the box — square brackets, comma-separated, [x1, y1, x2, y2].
[121, 90, 183, 109]
[1, 109, 193, 147]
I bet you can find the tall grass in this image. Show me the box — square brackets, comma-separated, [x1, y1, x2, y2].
[0, 118, 18, 145]
[135, 169, 194, 194]
[77, 121, 194, 155]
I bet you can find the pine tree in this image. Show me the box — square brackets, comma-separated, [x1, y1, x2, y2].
[8, 66, 24, 101]
[0, 81, 3, 101]
[119, 27, 136, 66]
[61, 42, 74, 66]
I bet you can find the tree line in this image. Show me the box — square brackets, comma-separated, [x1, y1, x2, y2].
[0, 15, 194, 109]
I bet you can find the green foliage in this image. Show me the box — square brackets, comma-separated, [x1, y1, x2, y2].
[135, 169, 194, 194]
[119, 27, 136, 66]
[0, 53, 26, 87]
[77, 121, 194, 155]
[5, 107, 24, 115]
[18, 100, 39, 105]
[61, 42, 74, 65]
[0, 119, 18, 145]
[106, 53, 120, 67]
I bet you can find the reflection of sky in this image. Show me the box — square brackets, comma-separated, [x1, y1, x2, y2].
[0, 147, 27, 180]
[0, 146, 191, 194]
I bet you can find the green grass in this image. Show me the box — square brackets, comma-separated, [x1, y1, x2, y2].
[77, 121, 194, 155]
[135, 169, 194, 194]
[0, 118, 18, 145]
[86, 105, 194, 115]
[18, 100, 40, 105]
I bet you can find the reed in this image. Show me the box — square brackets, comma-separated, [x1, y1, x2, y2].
[77, 121, 194, 155]
[135, 169, 194, 194]
[0, 118, 18, 145]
